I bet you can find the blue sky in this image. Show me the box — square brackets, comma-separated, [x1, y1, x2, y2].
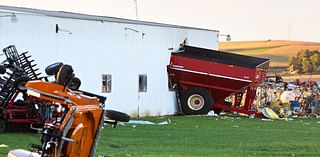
[0, 0, 319, 42]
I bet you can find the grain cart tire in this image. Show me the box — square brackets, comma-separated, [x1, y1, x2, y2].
[0, 119, 7, 132]
[181, 87, 213, 115]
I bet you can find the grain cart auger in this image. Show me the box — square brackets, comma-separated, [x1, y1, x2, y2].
[7, 63, 130, 157]
[0, 45, 42, 132]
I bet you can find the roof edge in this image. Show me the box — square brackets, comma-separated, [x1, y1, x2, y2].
[0, 5, 219, 32]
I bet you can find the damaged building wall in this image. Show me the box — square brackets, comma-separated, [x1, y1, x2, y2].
[0, 6, 218, 116]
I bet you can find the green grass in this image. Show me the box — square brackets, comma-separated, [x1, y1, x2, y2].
[255, 54, 289, 63]
[231, 48, 289, 66]
[1, 116, 320, 157]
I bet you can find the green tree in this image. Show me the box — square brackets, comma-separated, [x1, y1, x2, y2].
[288, 49, 320, 74]
[301, 56, 311, 73]
[310, 52, 320, 73]
[288, 56, 299, 73]
[296, 50, 305, 73]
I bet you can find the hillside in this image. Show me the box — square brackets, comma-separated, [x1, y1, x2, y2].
[219, 40, 320, 67]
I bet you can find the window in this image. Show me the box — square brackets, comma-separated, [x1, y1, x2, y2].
[102, 74, 112, 93]
[138, 74, 147, 92]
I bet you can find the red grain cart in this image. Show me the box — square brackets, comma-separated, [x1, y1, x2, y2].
[167, 46, 269, 116]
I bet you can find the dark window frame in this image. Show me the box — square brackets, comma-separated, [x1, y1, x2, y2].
[102, 74, 112, 93]
[138, 74, 147, 92]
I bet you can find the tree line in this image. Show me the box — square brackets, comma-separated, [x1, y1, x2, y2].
[288, 49, 320, 74]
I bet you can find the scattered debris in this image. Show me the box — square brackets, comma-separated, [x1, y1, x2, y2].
[261, 118, 273, 121]
[256, 79, 320, 119]
[0, 144, 8, 148]
[261, 107, 279, 119]
[126, 120, 156, 125]
[158, 121, 170, 125]
[207, 110, 218, 116]
[120, 119, 172, 126]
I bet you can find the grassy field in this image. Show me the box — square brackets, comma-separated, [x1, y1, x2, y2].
[1, 116, 320, 157]
[219, 40, 320, 67]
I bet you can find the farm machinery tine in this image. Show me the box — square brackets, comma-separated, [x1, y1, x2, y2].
[0, 45, 43, 132]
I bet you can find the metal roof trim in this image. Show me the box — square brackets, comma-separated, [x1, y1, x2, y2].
[0, 5, 218, 32]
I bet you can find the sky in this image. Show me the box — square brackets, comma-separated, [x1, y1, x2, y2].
[0, 0, 319, 42]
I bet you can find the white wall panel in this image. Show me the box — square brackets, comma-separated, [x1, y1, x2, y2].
[0, 10, 218, 116]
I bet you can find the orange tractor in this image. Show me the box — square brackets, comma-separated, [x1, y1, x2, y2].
[7, 63, 129, 157]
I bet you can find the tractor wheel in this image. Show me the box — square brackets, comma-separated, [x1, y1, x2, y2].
[14, 76, 31, 92]
[45, 62, 63, 75]
[106, 110, 130, 122]
[68, 77, 81, 90]
[0, 119, 7, 133]
[181, 87, 213, 115]
[56, 65, 74, 86]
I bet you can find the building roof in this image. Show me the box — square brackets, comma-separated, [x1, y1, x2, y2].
[0, 5, 218, 32]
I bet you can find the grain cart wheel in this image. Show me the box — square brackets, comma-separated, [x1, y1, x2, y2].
[0, 119, 7, 132]
[181, 87, 213, 115]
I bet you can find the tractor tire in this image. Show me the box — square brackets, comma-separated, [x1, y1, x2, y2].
[14, 76, 31, 92]
[106, 110, 130, 122]
[56, 64, 74, 86]
[180, 87, 213, 115]
[0, 119, 7, 133]
[68, 77, 81, 90]
[45, 62, 63, 75]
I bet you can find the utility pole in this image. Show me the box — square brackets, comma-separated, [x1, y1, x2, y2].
[134, 0, 139, 20]
[288, 22, 292, 41]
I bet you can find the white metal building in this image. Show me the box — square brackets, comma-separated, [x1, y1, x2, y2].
[0, 6, 219, 116]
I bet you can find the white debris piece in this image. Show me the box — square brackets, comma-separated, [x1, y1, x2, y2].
[261, 118, 273, 121]
[0, 144, 8, 148]
[261, 107, 279, 119]
[158, 121, 169, 125]
[124, 119, 172, 125]
[280, 90, 296, 103]
[207, 110, 218, 116]
[127, 120, 156, 125]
